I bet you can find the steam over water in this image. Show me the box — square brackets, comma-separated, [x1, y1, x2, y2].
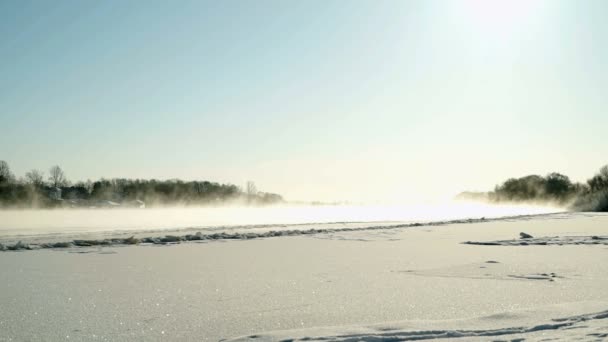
[0, 202, 562, 238]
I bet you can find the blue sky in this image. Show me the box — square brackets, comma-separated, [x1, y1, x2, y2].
[1, 0, 607, 202]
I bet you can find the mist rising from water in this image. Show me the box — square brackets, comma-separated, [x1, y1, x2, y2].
[0, 202, 563, 237]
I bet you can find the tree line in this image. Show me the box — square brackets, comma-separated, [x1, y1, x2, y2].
[0, 161, 283, 208]
[457, 164, 608, 211]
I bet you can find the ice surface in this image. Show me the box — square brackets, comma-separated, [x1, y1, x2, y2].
[0, 203, 560, 239]
[464, 235, 608, 246]
[0, 213, 566, 251]
[0, 212, 606, 341]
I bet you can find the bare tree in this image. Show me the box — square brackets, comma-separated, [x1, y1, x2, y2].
[600, 165, 608, 179]
[246, 181, 258, 204]
[48, 165, 67, 187]
[246, 181, 257, 197]
[85, 179, 94, 194]
[0, 160, 13, 183]
[25, 169, 45, 187]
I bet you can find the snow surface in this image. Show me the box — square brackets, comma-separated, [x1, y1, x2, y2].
[228, 303, 608, 341]
[0, 212, 606, 341]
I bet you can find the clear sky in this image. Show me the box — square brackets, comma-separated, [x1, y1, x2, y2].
[1, 0, 606, 202]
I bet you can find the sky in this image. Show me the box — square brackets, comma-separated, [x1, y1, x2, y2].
[1, 0, 607, 203]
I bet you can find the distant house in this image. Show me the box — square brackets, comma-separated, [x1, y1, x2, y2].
[48, 187, 62, 201]
[61, 186, 90, 200]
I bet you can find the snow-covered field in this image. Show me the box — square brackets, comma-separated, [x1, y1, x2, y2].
[1, 210, 607, 341]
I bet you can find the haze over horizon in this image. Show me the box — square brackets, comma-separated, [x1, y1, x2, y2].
[1, 0, 607, 203]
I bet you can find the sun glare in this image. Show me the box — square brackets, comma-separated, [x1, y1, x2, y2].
[462, 0, 542, 34]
